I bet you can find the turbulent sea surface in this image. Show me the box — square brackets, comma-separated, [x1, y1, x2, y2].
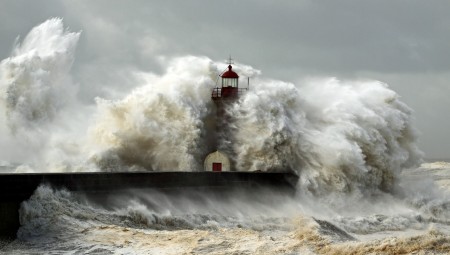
[1, 19, 449, 254]
[0, 162, 449, 254]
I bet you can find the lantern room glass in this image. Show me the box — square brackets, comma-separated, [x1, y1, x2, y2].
[222, 78, 238, 87]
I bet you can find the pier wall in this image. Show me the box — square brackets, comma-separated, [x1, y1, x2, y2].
[0, 172, 298, 238]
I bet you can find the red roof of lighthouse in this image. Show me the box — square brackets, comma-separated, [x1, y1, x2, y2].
[221, 65, 239, 78]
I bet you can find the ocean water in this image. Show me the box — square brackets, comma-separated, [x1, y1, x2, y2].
[0, 163, 449, 254]
[1, 18, 449, 254]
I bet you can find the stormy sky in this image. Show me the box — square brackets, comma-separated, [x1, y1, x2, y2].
[1, 0, 449, 159]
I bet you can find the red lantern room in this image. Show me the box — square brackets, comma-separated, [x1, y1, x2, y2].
[220, 65, 239, 98]
[212, 57, 247, 101]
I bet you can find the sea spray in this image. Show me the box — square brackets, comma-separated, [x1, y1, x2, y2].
[88, 58, 261, 172]
[90, 60, 422, 193]
[0, 18, 423, 197]
[89, 56, 219, 171]
[0, 18, 79, 133]
[231, 78, 422, 196]
[0, 18, 84, 170]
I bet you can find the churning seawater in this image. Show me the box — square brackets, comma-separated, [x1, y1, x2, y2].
[1, 18, 449, 254]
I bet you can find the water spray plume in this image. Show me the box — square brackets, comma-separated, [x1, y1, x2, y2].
[0, 18, 422, 197]
[0, 18, 79, 133]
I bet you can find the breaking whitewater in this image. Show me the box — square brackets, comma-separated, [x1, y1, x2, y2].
[1, 18, 450, 254]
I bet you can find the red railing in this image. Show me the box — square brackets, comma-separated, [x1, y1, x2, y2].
[212, 87, 248, 99]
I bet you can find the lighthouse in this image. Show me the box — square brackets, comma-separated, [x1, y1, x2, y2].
[204, 57, 248, 172]
[211, 64, 240, 100]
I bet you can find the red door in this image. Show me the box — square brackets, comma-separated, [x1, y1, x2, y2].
[212, 163, 222, 172]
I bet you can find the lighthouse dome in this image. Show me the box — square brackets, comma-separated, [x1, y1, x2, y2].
[221, 65, 239, 78]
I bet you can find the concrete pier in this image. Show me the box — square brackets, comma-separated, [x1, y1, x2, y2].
[0, 171, 298, 238]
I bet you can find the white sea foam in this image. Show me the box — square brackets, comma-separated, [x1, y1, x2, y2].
[1, 181, 448, 254]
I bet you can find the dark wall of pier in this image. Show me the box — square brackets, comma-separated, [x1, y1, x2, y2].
[0, 171, 298, 238]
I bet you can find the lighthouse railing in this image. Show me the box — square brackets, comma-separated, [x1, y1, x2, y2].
[211, 87, 248, 99]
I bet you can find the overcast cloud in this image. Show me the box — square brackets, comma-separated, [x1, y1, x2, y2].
[1, 0, 449, 159]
